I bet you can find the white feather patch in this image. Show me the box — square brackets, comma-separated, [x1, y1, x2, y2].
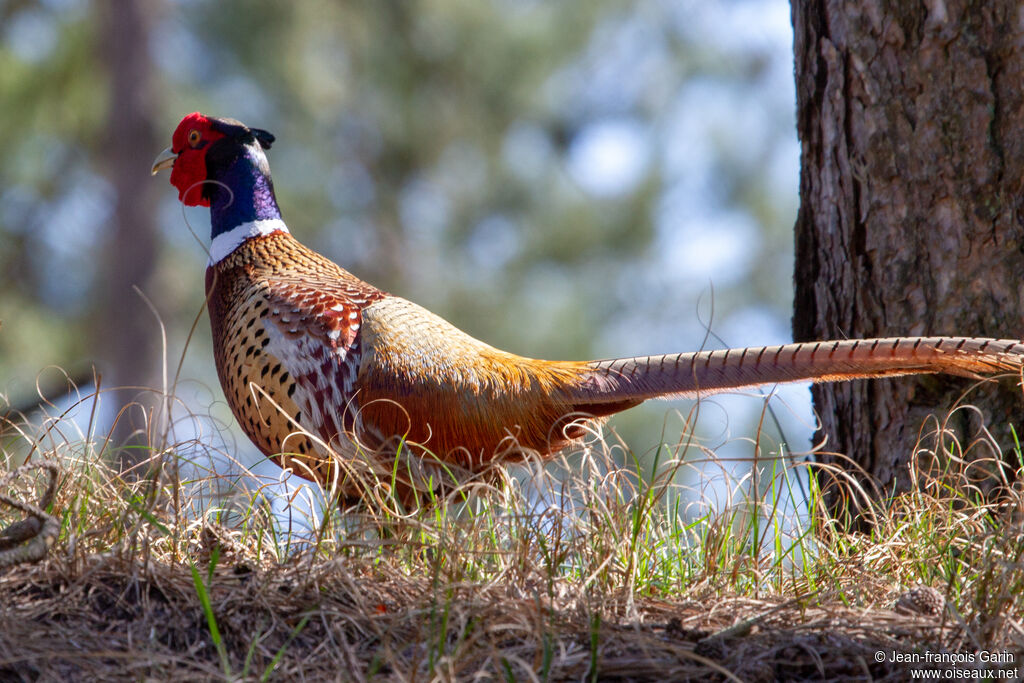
[262, 317, 361, 442]
[208, 219, 290, 265]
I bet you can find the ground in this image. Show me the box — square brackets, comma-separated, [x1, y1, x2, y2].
[1, 407, 1021, 681]
[0, 547, 960, 682]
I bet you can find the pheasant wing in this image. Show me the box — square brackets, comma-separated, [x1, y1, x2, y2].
[260, 275, 384, 451]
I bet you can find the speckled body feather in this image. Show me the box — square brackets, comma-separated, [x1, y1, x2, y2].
[206, 231, 380, 478]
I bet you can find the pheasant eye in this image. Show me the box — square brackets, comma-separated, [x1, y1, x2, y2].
[187, 129, 202, 147]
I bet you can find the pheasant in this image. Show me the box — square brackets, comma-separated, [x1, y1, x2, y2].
[153, 112, 1024, 497]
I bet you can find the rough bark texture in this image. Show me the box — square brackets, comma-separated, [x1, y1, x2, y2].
[792, 1, 1024, 506]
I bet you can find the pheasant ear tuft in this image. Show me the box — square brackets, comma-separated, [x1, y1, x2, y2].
[207, 117, 274, 150]
[252, 128, 275, 150]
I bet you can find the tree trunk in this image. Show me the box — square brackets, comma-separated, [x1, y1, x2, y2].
[792, 1, 1024, 510]
[96, 0, 161, 471]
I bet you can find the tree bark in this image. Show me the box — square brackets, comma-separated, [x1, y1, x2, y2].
[792, 1, 1024, 510]
[96, 0, 161, 470]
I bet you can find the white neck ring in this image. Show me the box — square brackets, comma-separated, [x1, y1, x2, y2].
[208, 219, 289, 265]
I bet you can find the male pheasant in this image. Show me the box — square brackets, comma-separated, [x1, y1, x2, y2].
[153, 113, 1024, 496]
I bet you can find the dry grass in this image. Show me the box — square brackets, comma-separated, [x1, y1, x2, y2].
[1, 380, 1023, 681]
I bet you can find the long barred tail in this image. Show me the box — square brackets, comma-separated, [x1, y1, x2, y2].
[569, 337, 1024, 404]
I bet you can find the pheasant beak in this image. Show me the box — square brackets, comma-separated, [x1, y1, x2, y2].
[151, 147, 177, 175]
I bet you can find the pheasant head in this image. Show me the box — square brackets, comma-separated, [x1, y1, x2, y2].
[152, 112, 288, 263]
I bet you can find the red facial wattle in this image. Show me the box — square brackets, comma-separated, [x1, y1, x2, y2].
[166, 112, 225, 207]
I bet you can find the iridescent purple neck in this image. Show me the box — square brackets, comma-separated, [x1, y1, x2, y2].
[208, 143, 282, 240]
